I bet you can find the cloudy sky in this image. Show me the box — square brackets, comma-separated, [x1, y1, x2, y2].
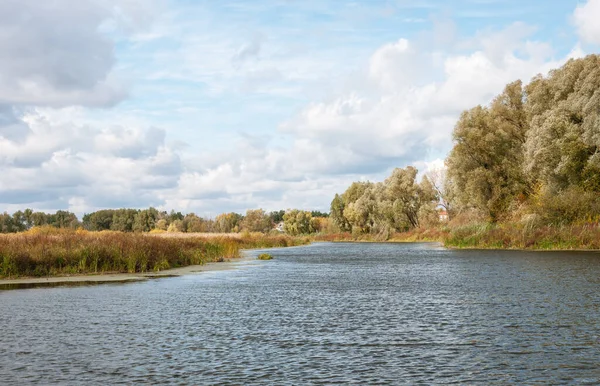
[1, 0, 599, 217]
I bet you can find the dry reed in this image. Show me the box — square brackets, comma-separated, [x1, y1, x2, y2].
[0, 227, 309, 278]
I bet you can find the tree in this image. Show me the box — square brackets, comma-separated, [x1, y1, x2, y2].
[524, 55, 600, 193]
[133, 208, 158, 232]
[111, 209, 139, 232]
[183, 213, 206, 232]
[283, 210, 318, 235]
[214, 212, 243, 233]
[426, 167, 452, 219]
[0, 212, 15, 233]
[52, 210, 79, 228]
[11, 210, 26, 232]
[446, 81, 530, 222]
[269, 210, 285, 224]
[241, 209, 272, 233]
[167, 219, 184, 232]
[384, 167, 437, 228]
[330, 194, 351, 232]
[83, 210, 115, 231]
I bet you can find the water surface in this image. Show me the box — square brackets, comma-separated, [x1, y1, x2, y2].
[1, 242, 600, 384]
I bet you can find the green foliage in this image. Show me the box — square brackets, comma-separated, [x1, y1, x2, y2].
[446, 55, 600, 226]
[269, 210, 286, 223]
[214, 212, 243, 233]
[283, 209, 319, 235]
[183, 213, 206, 232]
[257, 253, 273, 260]
[530, 185, 600, 225]
[111, 209, 138, 232]
[330, 194, 351, 232]
[329, 166, 439, 238]
[133, 208, 159, 232]
[525, 56, 600, 193]
[446, 81, 529, 222]
[1, 209, 79, 233]
[241, 209, 272, 233]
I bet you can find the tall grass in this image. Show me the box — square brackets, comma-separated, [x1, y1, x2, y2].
[312, 222, 600, 250]
[444, 222, 600, 250]
[0, 227, 309, 279]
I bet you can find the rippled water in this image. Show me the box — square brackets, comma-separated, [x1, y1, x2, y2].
[2, 242, 600, 384]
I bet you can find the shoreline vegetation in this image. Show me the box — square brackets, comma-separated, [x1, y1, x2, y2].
[1, 223, 599, 282]
[0, 228, 309, 280]
[314, 224, 600, 251]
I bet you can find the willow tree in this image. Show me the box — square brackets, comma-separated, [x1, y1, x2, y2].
[283, 209, 318, 235]
[446, 81, 530, 222]
[524, 55, 600, 192]
[384, 166, 437, 228]
[330, 193, 351, 232]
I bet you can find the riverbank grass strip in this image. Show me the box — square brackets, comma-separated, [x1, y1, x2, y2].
[0, 228, 308, 279]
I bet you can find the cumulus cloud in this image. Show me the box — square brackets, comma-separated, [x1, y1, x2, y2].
[278, 24, 572, 178]
[158, 22, 584, 215]
[573, 0, 600, 45]
[0, 1, 589, 215]
[0, 108, 181, 213]
[0, 0, 129, 108]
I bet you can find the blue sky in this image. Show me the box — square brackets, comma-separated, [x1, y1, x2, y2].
[1, 0, 599, 216]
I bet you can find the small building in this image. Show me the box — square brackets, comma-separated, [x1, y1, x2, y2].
[274, 221, 284, 232]
[438, 210, 449, 222]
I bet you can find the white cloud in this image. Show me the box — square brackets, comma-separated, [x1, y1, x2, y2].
[0, 1, 590, 216]
[279, 23, 576, 180]
[0, 108, 181, 213]
[573, 0, 600, 45]
[368, 38, 428, 90]
[0, 0, 131, 108]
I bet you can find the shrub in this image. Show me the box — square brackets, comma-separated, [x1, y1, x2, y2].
[257, 253, 273, 260]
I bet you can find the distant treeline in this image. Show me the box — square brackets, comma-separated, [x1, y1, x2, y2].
[331, 55, 600, 237]
[0, 208, 329, 234]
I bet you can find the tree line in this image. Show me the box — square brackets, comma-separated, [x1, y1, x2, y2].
[329, 166, 439, 238]
[331, 54, 600, 233]
[0, 207, 329, 234]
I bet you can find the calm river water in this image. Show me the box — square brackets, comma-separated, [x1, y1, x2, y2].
[1, 242, 600, 384]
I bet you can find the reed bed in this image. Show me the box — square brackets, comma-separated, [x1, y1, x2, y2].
[0, 227, 309, 279]
[445, 222, 600, 250]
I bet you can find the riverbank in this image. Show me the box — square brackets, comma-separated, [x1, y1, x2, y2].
[0, 255, 255, 290]
[312, 222, 600, 251]
[0, 228, 308, 279]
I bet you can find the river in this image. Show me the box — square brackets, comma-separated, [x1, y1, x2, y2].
[1, 242, 600, 384]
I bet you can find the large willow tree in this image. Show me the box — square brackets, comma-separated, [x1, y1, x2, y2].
[524, 55, 600, 192]
[447, 54, 600, 224]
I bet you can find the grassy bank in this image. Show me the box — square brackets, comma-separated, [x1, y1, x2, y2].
[312, 222, 600, 251]
[0, 227, 309, 279]
[312, 228, 448, 243]
[444, 222, 600, 250]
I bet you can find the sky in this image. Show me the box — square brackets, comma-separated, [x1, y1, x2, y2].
[1, 0, 599, 217]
